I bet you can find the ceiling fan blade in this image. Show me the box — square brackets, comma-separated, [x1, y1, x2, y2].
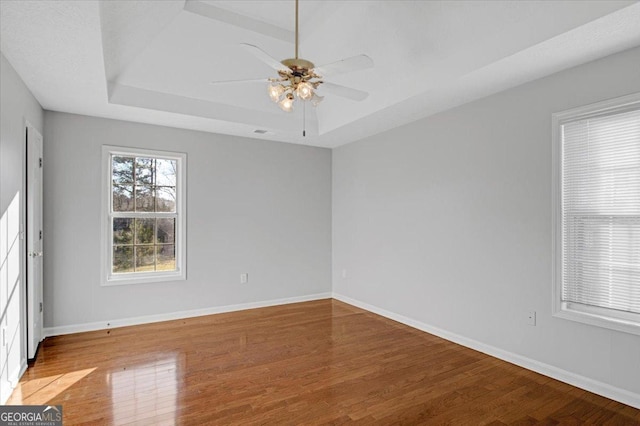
[314, 55, 374, 78]
[320, 82, 369, 101]
[210, 78, 269, 85]
[240, 43, 287, 72]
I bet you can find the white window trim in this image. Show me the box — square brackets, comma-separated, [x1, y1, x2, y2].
[551, 92, 640, 335]
[101, 145, 187, 286]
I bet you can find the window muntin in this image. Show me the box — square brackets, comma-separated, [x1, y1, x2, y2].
[553, 93, 640, 334]
[103, 146, 186, 285]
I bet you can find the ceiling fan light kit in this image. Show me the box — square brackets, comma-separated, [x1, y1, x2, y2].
[267, 63, 324, 111]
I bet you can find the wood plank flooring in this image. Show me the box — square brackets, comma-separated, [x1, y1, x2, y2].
[7, 299, 640, 425]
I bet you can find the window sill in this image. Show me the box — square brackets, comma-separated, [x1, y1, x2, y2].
[554, 303, 640, 336]
[102, 270, 186, 286]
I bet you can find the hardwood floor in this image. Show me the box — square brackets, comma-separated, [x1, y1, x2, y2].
[8, 299, 640, 425]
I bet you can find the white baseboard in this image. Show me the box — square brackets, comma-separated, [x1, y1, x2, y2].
[332, 292, 640, 410]
[43, 292, 332, 338]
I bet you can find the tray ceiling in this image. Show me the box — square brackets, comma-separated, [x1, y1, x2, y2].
[1, 1, 639, 147]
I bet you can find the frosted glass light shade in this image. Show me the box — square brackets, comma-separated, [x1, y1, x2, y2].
[296, 82, 314, 100]
[268, 84, 284, 102]
[311, 93, 324, 107]
[279, 94, 294, 112]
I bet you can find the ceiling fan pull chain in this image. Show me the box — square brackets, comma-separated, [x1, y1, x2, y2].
[303, 100, 306, 137]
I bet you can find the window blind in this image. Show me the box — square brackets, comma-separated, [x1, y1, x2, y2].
[561, 108, 640, 316]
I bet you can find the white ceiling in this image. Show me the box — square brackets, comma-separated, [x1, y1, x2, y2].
[1, 0, 639, 148]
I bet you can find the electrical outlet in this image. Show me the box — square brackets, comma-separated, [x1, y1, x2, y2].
[527, 310, 536, 326]
[240, 273, 248, 284]
[341, 269, 347, 279]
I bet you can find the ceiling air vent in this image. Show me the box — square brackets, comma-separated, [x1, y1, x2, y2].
[254, 129, 269, 134]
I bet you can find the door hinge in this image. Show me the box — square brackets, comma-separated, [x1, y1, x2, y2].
[39, 230, 43, 240]
[39, 157, 42, 168]
[39, 302, 43, 313]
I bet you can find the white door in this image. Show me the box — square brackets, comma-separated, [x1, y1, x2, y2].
[26, 123, 43, 359]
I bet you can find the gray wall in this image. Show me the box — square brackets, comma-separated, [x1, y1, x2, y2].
[332, 47, 640, 399]
[43, 112, 331, 329]
[0, 52, 44, 400]
[0, 53, 44, 226]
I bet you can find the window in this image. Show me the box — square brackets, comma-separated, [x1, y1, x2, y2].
[102, 146, 186, 285]
[552, 93, 640, 335]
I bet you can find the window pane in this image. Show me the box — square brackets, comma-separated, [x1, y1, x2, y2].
[135, 185, 155, 212]
[156, 159, 177, 186]
[112, 156, 134, 184]
[135, 157, 155, 185]
[157, 245, 175, 271]
[113, 246, 134, 273]
[157, 218, 175, 244]
[135, 218, 155, 244]
[113, 218, 134, 245]
[135, 246, 155, 272]
[113, 185, 133, 212]
[156, 187, 176, 212]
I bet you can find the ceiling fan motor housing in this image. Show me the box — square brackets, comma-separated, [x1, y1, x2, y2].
[281, 58, 316, 75]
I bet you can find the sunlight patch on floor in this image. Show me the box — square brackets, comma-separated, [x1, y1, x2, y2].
[7, 367, 96, 405]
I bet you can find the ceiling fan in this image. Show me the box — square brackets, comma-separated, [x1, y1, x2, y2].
[210, 0, 374, 115]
